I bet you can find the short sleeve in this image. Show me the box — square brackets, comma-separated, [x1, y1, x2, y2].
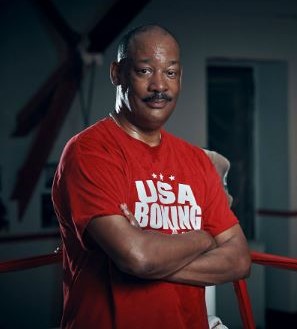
[54, 135, 128, 244]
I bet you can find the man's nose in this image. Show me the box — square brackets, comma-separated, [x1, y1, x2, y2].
[148, 72, 168, 92]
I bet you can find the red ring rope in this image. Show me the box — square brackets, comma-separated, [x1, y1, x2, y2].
[0, 249, 62, 273]
[0, 249, 296, 329]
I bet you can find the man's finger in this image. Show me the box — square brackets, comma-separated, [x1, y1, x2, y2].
[120, 203, 140, 228]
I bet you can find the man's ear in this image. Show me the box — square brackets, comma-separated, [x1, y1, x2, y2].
[110, 61, 121, 86]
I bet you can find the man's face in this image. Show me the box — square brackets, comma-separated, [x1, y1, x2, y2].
[114, 31, 182, 131]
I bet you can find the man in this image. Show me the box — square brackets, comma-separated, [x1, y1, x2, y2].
[52, 25, 251, 329]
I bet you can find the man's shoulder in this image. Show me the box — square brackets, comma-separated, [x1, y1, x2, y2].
[61, 118, 113, 158]
[74, 117, 110, 141]
[68, 117, 112, 145]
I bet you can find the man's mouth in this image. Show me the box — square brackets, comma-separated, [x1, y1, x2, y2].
[145, 99, 168, 109]
[142, 92, 172, 109]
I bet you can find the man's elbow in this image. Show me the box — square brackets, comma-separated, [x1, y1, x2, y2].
[116, 249, 159, 279]
[236, 252, 252, 279]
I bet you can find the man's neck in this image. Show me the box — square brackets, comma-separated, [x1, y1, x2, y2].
[109, 111, 161, 147]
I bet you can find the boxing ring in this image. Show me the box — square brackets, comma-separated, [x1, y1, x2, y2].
[0, 248, 296, 328]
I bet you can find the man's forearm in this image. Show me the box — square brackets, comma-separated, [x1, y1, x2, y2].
[135, 228, 216, 279]
[164, 226, 251, 286]
[87, 214, 216, 279]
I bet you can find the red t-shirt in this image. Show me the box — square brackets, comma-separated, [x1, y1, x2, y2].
[52, 117, 238, 329]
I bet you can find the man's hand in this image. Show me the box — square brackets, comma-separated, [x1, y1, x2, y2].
[120, 203, 217, 252]
[120, 203, 141, 228]
[87, 203, 250, 286]
[165, 224, 251, 286]
[118, 203, 250, 287]
[86, 209, 216, 280]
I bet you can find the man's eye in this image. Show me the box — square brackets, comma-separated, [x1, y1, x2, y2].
[137, 68, 150, 74]
[167, 71, 177, 78]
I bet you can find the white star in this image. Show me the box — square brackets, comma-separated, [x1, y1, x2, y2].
[169, 175, 175, 181]
[152, 173, 157, 179]
[159, 173, 164, 181]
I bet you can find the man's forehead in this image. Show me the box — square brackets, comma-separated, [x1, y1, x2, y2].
[127, 34, 180, 62]
[132, 57, 181, 66]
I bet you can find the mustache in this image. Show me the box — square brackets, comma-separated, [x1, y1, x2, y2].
[143, 92, 173, 102]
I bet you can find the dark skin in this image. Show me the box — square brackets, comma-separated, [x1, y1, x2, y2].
[110, 27, 182, 146]
[87, 26, 251, 285]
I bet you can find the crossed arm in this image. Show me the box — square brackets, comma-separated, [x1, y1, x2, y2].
[165, 223, 250, 286]
[86, 205, 250, 286]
